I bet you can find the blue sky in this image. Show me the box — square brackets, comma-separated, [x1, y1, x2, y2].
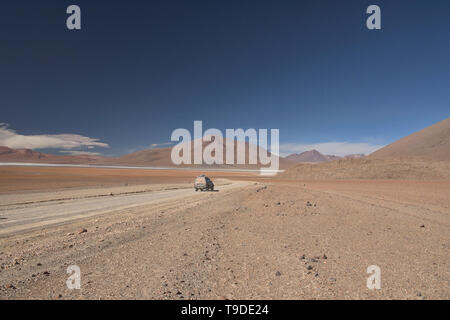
[1, 0, 449, 156]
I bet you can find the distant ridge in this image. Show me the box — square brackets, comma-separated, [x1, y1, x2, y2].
[0, 139, 296, 169]
[0, 146, 103, 164]
[280, 118, 450, 180]
[286, 150, 331, 163]
[286, 150, 365, 163]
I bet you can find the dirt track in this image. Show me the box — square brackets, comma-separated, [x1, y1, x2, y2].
[0, 180, 242, 237]
[0, 178, 448, 300]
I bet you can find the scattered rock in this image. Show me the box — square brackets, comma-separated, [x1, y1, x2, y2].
[66, 232, 74, 236]
[256, 186, 267, 192]
[275, 271, 282, 277]
[306, 265, 313, 270]
[306, 201, 312, 207]
[329, 277, 336, 282]
[275, 201, 281, 206]
[43, 271, 50, 276]
[420, 224, 425, 228]
[322, 254, 328, 259]
[6, 284, 16, 289]
[78, 228, 88, 234]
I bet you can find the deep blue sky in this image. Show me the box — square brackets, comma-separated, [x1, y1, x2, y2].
[1, 0, 449, 156]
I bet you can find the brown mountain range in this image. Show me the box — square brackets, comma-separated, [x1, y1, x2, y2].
[0, 139, 295, 169]
[286, 150, 365, 163]
[280, 118, 450, 180]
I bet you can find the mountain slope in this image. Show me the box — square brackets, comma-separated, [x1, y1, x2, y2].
[369, 117, 450, 161]
[280, 118, 450, 180]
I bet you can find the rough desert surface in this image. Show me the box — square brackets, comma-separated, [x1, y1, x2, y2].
[0, 166, 448, 299]
[1, 119, 449, 300]
[278, 157, 450, 180]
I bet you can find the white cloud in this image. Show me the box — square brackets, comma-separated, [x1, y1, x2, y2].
[149, 142, 174, 148]
[59, 150, 102, 156]
[0, 124, 109, 150]
[279, 141, 384, 157]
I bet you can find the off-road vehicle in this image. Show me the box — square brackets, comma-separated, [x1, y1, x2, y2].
[194, 175, 214, 191]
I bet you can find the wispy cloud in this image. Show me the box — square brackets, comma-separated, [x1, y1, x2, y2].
[149, 142, 174, 148]
[0, 123, 109, 151]
[59, 150, 102, 156]
[279, 141, 384, 157]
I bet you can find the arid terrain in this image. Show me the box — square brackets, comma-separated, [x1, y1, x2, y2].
[0, 119, 449, 300]
[0, 165, 448, 300]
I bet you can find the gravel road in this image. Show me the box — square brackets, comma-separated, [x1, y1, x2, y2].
[0, 181, 244, 236]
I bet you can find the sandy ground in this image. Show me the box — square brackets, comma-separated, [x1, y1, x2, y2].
[0, 179, 236, 237]
[0, 166, 258, 193]
[0, 167, 448, 299]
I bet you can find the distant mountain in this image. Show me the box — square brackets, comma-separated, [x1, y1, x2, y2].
[107, 138, 295, 169]
[0, 138, 296, 169]
[280, 118, 450, 180]
[0, 146, 103, 164]
[286, 150, 330, 163]
[285, 150, 365, 163]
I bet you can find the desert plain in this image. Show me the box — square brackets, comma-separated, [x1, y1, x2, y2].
[0, 164, 448, 300]
[0, 118, 449, 300]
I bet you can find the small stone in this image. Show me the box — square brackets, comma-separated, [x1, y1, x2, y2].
[420, 224, 425, 228]
[43, 271, 50, 276]
[275, 271, 282, 276]
[78, 228, 88, 234]
[329, 277, 336, 282]
[306, 265, 313, 270]
[323, 254, 328, 259]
